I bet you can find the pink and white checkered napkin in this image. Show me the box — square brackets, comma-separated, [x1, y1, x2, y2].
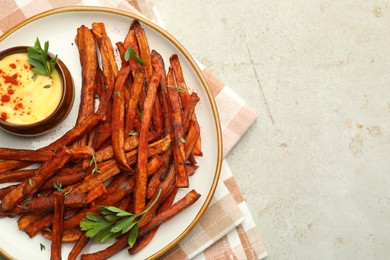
[0, 0, 267, 259]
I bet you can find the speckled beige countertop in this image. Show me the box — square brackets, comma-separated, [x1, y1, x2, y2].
[156, 0, 390, 259]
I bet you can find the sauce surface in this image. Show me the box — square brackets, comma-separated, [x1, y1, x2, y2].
[0, 53, 63, 125]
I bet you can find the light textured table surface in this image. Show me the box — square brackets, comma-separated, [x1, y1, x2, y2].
[156, 0, 390, 259]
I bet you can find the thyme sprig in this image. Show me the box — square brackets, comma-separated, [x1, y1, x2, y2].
[89, 148, 101, 174]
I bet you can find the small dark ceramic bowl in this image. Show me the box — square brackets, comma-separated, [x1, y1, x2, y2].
[0, 46, 74, 136]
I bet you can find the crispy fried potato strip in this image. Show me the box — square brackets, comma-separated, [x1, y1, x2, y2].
[51, 191, 65, 260]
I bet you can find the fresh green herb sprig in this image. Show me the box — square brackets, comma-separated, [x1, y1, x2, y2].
[54, 182, 72, 195]
[167, 84, 188, 93]
[124, 46, 144, 64]
[27, 38, 58, 77]
[80, 189, 161, 247]
[17, 200, 30, 210]
[129, 130, 138, 136]
[89, 148, 101, 174]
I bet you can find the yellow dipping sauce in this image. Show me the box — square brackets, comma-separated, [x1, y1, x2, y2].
[0, 53, 63, 125]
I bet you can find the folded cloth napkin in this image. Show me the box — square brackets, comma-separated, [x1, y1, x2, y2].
[0, 0, 267, 259]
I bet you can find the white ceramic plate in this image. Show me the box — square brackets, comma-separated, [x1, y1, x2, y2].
[0, 7, 222, 260]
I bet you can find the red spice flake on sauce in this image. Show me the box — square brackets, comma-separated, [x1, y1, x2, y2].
[14, 101, 24, 111]
[1, 94, 10, 103]
[1, 112, 8, 121]
[3, 73, 19, 86]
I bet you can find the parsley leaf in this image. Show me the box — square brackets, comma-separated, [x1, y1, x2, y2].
[80, 189, 161, 247]
[27, 38, 58, 77]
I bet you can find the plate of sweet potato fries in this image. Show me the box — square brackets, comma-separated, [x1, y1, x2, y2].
[0, 7, 222, 260]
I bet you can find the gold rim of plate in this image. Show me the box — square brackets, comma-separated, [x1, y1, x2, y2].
[0, 6, 222, 260]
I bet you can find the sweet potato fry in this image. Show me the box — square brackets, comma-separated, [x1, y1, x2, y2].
[17, 213, 42, 231]
[86, 183, 107, 203]
[39, 172, 85, 192]
[134, 72, 161, 214]
[24, 213, 54, 237]
[0, 184, 17, 200]
[128, 228, 156, 255]
[192, 136, 203, 157]
[152, 50, 172, 137]
[146, 155, 164, 176]
[94, 172, 128, 203]
[115, 41, 127, 68]
[182, 92, 200, 132]
[43, 113, 105, 153]
[112, 65, 133, 172]
[80, 234, 128, 260]
[0, 145, 91, 163]
[92, 68, 114, 150]
[129, 187, 178, 255]
[167, 68, 188, 187]
[125, 68, 144, 134]
[139, 164, 175, 228]
[74, 26, 98, 147]
[146, 147, 172, 199]
[185, 119, 201, 160]
[92, 117, 113, 151]
[92, 22, 118, 78]
[83, 131, 158, 170]
[0, 169, 34, 183]
[186, 163, 199, 176]
[0, 148, 52, 161]
[133, 20, 153, 82]
[123, 28, 142, 77]
[93, 68, 105, 114]
[1, 146, 72, 211]
[138, 190, 201, 237]
[170, 54, 203, 157]
[144, 134, 171, 157]
[42, 228, 83, 243]
[151, 50, 169, 135]
[170, 54, 190, 98]
[74, 25, 98, 128]
[70, 160, 121, 194]
[124, 134, 171, 167]
[0, 193, 87, 216]
[51, 191, 65, 260]
[68, 233, 89, 260]
[0, 160, 31, 174]
[92, 22, 117, 120]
